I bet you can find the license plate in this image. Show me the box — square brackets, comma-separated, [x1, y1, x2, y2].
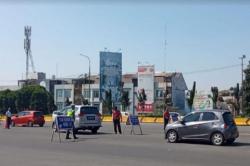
[87, 116, 95, 120]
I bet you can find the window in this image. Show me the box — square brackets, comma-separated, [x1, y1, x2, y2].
[56, 102, 63, 110]
[80, 106, 99, 114]
[93, 90, 99, 98]
[83, 90, 90, 98]
[183, 113, 201, 122]
[64, 89, 72, 98]
[56, 89, 63, 98]
[34, 111, 43, 117]
[202, 112, 217, 121]
[156, 89, 164, 98]
[18, 112, 25, 116]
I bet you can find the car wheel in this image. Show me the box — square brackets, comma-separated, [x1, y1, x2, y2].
[211, 132, 224, 146]
[39, 123, 44, 127]
[28, 121, 33, 127]
[91, 129, 98, 134]
[167, 130, 178, 143]
[226, 138, 235, 145]
[11, 121, 15, 127]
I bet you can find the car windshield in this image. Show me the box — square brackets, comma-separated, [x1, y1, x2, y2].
[223, 112, 235, 125]
[80, 107, 99, 114]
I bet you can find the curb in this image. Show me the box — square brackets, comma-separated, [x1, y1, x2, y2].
[1, 116, 249, 126]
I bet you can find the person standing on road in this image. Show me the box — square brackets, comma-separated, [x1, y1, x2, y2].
[112, 106, 122, 134]
[5, 108, 12, 129]
[163, 106, 170, 130]
[66, 105, 78, 139]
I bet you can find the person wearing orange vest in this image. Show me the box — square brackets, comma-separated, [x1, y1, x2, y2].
[163, 106, 170, 130]
[66, 105, 78, 139]
[112, 106, 122, 134]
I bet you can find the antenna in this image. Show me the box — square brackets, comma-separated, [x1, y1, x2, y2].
[24, 26, 36, 80]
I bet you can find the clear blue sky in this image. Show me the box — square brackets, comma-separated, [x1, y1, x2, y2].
[0, 2, 250, 91]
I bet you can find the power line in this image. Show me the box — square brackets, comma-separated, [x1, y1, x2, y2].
[183, 64, 242, 75]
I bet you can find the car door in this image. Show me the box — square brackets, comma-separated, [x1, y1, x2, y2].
[19, 111, 29, 124]
[178, 112, 202, 139]
[199, 112, 219, 140]
[15, 112, 25, 125]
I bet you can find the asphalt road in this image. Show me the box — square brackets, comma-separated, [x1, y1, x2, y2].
[0, 122, 250, 166]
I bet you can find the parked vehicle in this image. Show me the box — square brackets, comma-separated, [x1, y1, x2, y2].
[165, 110, 239, 146]
[11, 111, 45, 127]
[52, 105, 102, 134]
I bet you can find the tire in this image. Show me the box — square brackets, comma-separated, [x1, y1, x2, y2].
[28, 121, 33, 127]
[11, 121, 15, 127]
[91, 129, 98, 134]
[226, 138, 235, 145]
[39, 123, 44, 127]
[211, 132, 224, 146]
[167, 130, 178, 143]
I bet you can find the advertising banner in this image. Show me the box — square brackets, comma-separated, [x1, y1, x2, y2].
[137, 65, 154, 113]
[100, 52, 122, 104]
[193, 91, 213, 111]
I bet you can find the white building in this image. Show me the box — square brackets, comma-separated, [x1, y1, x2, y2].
[54, 72, 188, 113]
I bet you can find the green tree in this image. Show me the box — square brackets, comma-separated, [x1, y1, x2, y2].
[31, 88, 48, 113]
[243, 61, 250, 115]
[211, 86, 219, 109]
[233, 83, 240, 115]
[47, 92, 56, 113]
[137, 88, 147, 112]
[102, 89, 112, 115]
[187, 81, 196, 110]
[0, 89, 17, 113]
[16, 85, 55, 114]
[120, 91, 130, 112]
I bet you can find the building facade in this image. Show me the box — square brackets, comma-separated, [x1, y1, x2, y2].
[54, 72, 188, 114]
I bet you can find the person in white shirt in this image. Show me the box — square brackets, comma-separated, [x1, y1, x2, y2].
[5, 108, 12, 129]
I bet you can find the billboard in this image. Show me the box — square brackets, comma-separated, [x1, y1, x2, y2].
[137, 65, 154, 113]
[99, 51, 122, 104]
[193, 91, 213, 111]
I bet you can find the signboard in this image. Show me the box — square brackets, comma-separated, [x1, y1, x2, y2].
[124, 115, 142, 135]
[100, 51, 122, 105]
[193, 91, 213, 111]
[137, 65, 154, 113]
[51, 116, 74, 143]
[136, 104, 153, 113]
[128, 115, 140, 125]
[56, 116, 74, 130]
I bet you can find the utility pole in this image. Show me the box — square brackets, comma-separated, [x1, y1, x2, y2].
[240, 55, 246, 114]
[80, 54, 91, 105]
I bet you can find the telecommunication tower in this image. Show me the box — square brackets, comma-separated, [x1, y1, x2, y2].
[24, 26, 36, 80]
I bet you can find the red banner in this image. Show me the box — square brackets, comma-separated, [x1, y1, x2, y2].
[136, 103, 154, 113]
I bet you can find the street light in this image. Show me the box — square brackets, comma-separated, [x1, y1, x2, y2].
[239, 55, 246, 114]
[80, 53, 91, 105]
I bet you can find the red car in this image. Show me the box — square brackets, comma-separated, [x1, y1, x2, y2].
[11, 111, 45, 127]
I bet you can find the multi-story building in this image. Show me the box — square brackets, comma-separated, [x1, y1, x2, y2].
[54, 72, 188, 113]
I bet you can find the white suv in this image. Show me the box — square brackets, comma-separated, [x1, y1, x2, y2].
[52, 105, 102, 134]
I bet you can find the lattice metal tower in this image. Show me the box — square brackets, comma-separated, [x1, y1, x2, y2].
[24, 26, 36, 80]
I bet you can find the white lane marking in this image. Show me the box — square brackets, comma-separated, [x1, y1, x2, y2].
[240, 133, 250, 136]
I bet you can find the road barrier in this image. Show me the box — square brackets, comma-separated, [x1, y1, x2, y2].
[0, 115, 249, 126]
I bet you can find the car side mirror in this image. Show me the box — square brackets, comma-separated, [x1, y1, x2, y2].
[15, 115, 18, 117]
[180, 120, 185, 125]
